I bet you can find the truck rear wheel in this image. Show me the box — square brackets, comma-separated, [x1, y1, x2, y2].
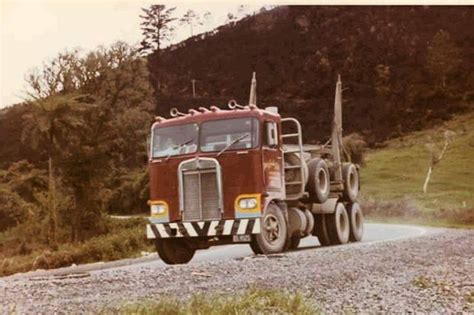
[347, 202, 364, 242]
[326, 202, 350, 245]
[313, 213, 331, 246]
[253, 203, 287, 254]
[307, 158, 330, 203]
[156, 239, 196, 264]
[342, 163, 359, 202]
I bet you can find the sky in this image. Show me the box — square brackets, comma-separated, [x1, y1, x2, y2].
[0, 1, 263, 108]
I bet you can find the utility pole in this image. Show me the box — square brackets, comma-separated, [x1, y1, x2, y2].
[192, 79, 196, 98]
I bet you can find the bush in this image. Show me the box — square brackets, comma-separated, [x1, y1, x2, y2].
[0, 188, 28, 231]
[361, 196, 474, 226]
[0, 218, 152, 277]
[342, 133, 367, 166]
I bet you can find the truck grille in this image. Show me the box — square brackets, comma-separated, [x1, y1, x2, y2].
[179, 158, 222, 221]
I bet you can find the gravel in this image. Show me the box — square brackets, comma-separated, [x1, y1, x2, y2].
[1, 228, 473, 313]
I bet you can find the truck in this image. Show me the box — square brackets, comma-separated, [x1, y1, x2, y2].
[146, 73, 364, 264]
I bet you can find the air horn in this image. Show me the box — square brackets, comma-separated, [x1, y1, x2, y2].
[170, 108, 186, 117]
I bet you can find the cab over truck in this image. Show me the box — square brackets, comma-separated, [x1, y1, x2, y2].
[146, 73, 364, 264]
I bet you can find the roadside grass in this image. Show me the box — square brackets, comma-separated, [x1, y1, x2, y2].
[0, 218, 152, 277]
[360, 111, 474, 226]
[106, 288, 319, 315]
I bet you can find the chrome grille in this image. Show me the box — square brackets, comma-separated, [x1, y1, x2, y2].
[179, 158, 222, 221]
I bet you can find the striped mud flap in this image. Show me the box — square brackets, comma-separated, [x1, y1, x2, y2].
[146, 218, 261, 239]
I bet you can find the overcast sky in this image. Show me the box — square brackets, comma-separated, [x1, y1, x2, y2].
[0, 1, 263, 108]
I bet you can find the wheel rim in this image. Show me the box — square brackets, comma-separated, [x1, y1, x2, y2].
[263, 214, 281, 244]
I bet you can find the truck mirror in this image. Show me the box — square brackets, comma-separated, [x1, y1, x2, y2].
[266, 122, 278, 148]
[146, 135, 151, 159]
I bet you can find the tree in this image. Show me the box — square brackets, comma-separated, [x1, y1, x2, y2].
[180, 10, 203, 37]
[423, 130, 456, 193]
[226, 13, 238, 24]
[139, 5, 176, 55]
[21, 94, 85, 246]
[25, 50, 82, 99]
[427, 30, 461, 89]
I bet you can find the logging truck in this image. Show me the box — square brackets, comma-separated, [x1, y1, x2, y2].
[146, 73, 364, 264]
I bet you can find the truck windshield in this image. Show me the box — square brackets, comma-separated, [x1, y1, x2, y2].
[200, 117, 259, 152]
[152, 123, 198, 158]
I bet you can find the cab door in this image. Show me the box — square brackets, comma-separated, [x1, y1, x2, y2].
[262, 120, 285, 200]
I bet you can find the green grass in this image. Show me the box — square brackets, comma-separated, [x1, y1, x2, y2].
[361, 111, 474, 224]
[106, 288, 319, 315]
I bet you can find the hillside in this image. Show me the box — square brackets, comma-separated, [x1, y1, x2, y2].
[2, 6, 473, 168]
[361, 111, 474, 225]
[153, 6, 474, 144]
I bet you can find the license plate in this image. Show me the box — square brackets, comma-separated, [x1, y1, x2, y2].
[233, 235, 251, 243]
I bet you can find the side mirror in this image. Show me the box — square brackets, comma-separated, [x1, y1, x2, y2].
[146, 134, 151, 160]
[265, 122, 278, 148]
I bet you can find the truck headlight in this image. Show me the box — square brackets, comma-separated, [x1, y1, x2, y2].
[238, 198, 258, 209]
[150, 202, 167, 216]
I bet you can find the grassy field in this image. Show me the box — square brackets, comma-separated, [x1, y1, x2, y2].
[106, 288, 318, 315]
[360, 111, 474, 225]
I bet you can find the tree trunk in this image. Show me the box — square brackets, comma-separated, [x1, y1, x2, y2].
[48, 155, 57, 247]
[423, 166, 432, 193]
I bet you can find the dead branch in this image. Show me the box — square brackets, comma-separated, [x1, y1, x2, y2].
[423, 130, 455, 193]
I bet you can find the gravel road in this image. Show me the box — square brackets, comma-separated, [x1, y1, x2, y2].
[1, 227, 473, 313]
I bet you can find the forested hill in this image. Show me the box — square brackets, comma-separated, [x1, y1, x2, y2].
[153, 6, 474, 144]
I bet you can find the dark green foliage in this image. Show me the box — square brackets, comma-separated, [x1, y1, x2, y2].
[0, 188, 28, 232]
[107, 167, 149, 215]
[153, 6, 473, 145]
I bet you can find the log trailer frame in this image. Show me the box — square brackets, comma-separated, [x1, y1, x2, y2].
[146, 73, 364, 264]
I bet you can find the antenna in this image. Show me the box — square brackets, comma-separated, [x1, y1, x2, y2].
[249, 72, 257, 106]
[170, 108, 185, 117]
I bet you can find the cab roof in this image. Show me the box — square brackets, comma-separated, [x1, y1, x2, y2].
[153, 106, 281, 128]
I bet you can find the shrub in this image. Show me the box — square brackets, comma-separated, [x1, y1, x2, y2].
[342, 133, 367, 166]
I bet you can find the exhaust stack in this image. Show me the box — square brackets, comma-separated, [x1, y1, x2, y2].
[249, 72, 257, 106]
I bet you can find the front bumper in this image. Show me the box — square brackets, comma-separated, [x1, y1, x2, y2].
[146, 218, 261, 239]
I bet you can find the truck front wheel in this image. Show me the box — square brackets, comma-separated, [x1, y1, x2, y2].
[156, 239, 196, 264]
[252, 203, 288, 254]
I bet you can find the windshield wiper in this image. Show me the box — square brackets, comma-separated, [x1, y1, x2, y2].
[217, 134, 249, 157]
[166, 139, 194, 160]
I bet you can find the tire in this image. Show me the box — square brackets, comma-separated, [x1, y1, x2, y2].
[156, 239, 195, 264]
[288, 235, 301, 250]
[249, 236, 263, 255]
[312, 213, 331, 246]
[254, 203, 288, 254]
[326, 202, 350, 245]
[342, 163, 359, 202]
[307, 158, 330, 203]
[347, 202, 364, 242]
[285, 153, 308, 196]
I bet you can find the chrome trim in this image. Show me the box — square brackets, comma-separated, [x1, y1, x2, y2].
[178, 157, 224, 221]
